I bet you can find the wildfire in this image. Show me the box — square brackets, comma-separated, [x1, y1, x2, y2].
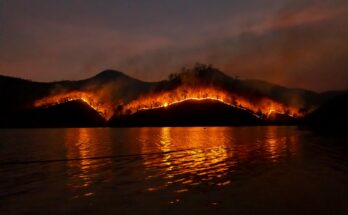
[122, 86, 301, 119]
[33, 91, 114, 120]
[33, 86, 302, 121]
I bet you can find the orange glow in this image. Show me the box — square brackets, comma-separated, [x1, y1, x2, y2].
[64, 128, 113, 197]
[140, 127, 231, 192]
[139, 127, 299, 194]
[122, 86, 301, 118]
[33, 91, 114, 119]
[33, 86, 302, 120]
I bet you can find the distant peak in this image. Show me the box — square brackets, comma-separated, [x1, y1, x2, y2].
[94, 70, 126, 78]
[82, 69, 145, 84]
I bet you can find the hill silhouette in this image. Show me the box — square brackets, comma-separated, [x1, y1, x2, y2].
[110, 99, 264, 127]
[304, 92, 348, 132]
[0, 64, 346, 127]
[1, 100, 106, 128]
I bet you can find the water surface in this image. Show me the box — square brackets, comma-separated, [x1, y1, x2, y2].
[0, 127, 347, 214]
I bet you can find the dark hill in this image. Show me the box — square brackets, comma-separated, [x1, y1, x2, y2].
[0, 67, 338, 115]
[1, 100, 106, 128]
[267, 112, 298, 125]
[0, 75, 51, 112]
[304, 92, 348, 132]
[153, 64, 337, 110]
[81, 69, 146, 86]
[0, 65, 346, 127]
[0, 70, 151, 113]
[89, 69, 133, 82]
[109, 99, 263, 127]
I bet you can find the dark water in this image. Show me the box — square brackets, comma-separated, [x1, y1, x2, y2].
[0, 127, 347, 214]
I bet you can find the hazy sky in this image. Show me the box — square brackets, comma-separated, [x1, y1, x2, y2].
[0, 0, 347, 91]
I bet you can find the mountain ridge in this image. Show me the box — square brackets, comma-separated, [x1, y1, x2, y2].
[0, 65, 346, 128]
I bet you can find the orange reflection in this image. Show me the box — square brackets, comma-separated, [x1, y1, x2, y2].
[159, 127, 174, 179]
[141, 127, 231, 192]
[265, 126, 299, 162]
[64, 128, 111, 197]
[265, 126, 284, 162]
[61, 127, 300, 201]
[139, 127, 299, 195]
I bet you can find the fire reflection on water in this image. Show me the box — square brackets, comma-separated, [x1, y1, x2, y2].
[64, 128, 112, 198]
[140, 127, 299, 194]
[62, 127, 299, 200]
[158, 127, 231, 185]
[265, 126, 299, 162]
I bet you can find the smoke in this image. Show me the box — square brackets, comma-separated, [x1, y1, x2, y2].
[114, 0, 348, 91]
[1, 0, 348, 91]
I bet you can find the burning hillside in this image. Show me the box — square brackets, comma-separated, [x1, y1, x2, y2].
[30, 65, 310, 125]
[1, 65, 343, 128]
[33, 91, 115, 120]
[33, 85, 302, 123]
[120, 86, 302, 119]
[110, 98, 264, 126]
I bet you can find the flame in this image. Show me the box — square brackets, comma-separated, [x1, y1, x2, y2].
[33, 91, 114, 120]
[122, 86, 301, 118]
[33, 86, 302, 121]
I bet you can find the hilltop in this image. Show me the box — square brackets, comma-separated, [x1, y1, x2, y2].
[0, 64, 346, 127]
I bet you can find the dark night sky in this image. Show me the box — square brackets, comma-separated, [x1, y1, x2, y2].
[0, 0, 347, 91]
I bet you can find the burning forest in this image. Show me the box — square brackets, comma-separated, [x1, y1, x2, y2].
[120, 86, 302, 119]
[32, 86, 303, 125]
[32, 64, 305, 125]
[33, 91, 115, 120]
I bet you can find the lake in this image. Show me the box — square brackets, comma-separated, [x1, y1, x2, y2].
[0, 127, 347, 214]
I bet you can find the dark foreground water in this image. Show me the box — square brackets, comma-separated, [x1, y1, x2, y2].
[0, 127, 347, 214]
